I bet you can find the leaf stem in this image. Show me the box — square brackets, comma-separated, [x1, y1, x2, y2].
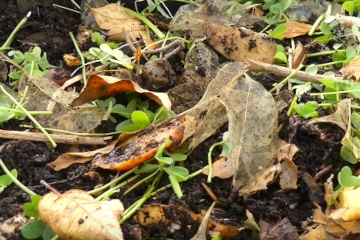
[0, 159, 37, 196]
[69, 32, 87, 85]
[269, 64, 304, 93]
[1, 12, 31, 50]
[207, 140, 224, 183]
[124, 8, 165, 40]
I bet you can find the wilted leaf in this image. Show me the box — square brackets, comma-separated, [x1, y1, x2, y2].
[283, 21, 313, 38]
[170, 1, 246, 39]
[219, 64, 279, 188]
[71, 75, 171, 109]
[183, 62, 248, 148]
[92, 117, 185, 171]
[47, 141, 118, 171]
[39, 189, 124, 240]
[135, 204, 239, 238]
[90, 4, 154, 47]
[191, 202, 216, 240]
[309, 99, 350, 131]
[339, 184, 360, 221]
[203, 22, 276, 70]
[18, 74, 105, 132]
[340, 55, 360, 81]
[292, 41, 307, 69]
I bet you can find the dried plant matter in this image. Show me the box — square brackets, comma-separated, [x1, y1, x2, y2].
[203, 22, 276, 70]
[39, 189, 124, 240]
[219, 64, 279, 188]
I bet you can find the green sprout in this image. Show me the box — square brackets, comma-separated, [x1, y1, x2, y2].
[97, 94, 175, 132]
[7, 46, 52, 86]
[334, 166, 360, 200]
[0, 169, 17, 194]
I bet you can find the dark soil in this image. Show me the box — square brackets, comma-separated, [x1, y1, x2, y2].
[0, 1, 352, 240]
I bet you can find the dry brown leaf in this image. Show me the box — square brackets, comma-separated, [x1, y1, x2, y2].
[39, 189, 124, 240]
[302, 225, 331, 240]
[283, 21, 313, 38]
[18, 74, 105, 132]
[47, 141, 117, 171]
[90, 4, 154, 47]
[71, 75, 171, 109]
[191, 202, 216, 240]
[338, 185, 360, 221]
[340, 55, 360, 81]
[203, 22, 276, 70]
[135, 204, 239, 238]
[292, 41, 307, 69]
[277, 142, 299, 189]
[220, 68, 279, 189]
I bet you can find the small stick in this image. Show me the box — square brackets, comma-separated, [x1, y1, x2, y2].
[0, 129, 112, 145]
[248, 59, 342, 84]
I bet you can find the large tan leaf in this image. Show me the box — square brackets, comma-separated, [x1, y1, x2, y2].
[340, 54, 360, 81]
[90, 4, 153, 46]
[219, 63, 279, 188]
[203, 22, 276, 70]
[39, 189, 124, 240]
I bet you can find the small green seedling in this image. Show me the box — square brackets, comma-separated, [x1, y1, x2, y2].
[7, 46, 52, 86]
[87, 43, 132, 69]
[97, 94, 175, 132]
[341, 0, 360, 16]
[270, 24, 288, 40]
[273, 44, 288, 64]
[0, 169, 17, 194]
[332, 166, 360, 205]
[264, 0, 292, 25]
[21, 195, 55, 240]
[0, 98, 27, 124]
[294, 101, 319, 119]
[155, 137, 189, 199]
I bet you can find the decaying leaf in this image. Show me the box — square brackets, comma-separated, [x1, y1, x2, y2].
[283, 21, 313, 38]
[191, 202, 216, 240]
[92, 117, 185, 171]
[219, 65, 279, 189]
[309, 99, 350, 131]
[47, 140, 118, 171]
[18, 73, 105, 132]
[203, 22, 276, 70]
[168, 42, 220, 113]
[39, 189, 124, 240]
[292, 41, 307, 69]
[90, 4, 154, 47]
[340, 55, 360, 81]
[71, 75, 171, 109]
[260, 218, 299, 240]
[183, 62, 248, 149]
[170, 0, 246, 39]
[135, 204, 239, 238]
[339, 184, 360, 221]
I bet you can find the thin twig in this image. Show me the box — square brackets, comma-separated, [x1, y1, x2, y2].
[248, 59, 342, 84]
[0, 129, 112, 145]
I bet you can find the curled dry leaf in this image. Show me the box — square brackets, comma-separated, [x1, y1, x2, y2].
[340, 55, 360, 81]
[135, 204, 239, 238]
[292, 41, 307, 69]
[203, 22, 276, 70]
[92, 117, 185, 171]
[39, 189, 124, 240]
[90, 4, 154, 47]
[219, 63, 279, 189]
[191, 202, 216, 240]
[283, 21, 313, 38]
[71, 75, 171, 109]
